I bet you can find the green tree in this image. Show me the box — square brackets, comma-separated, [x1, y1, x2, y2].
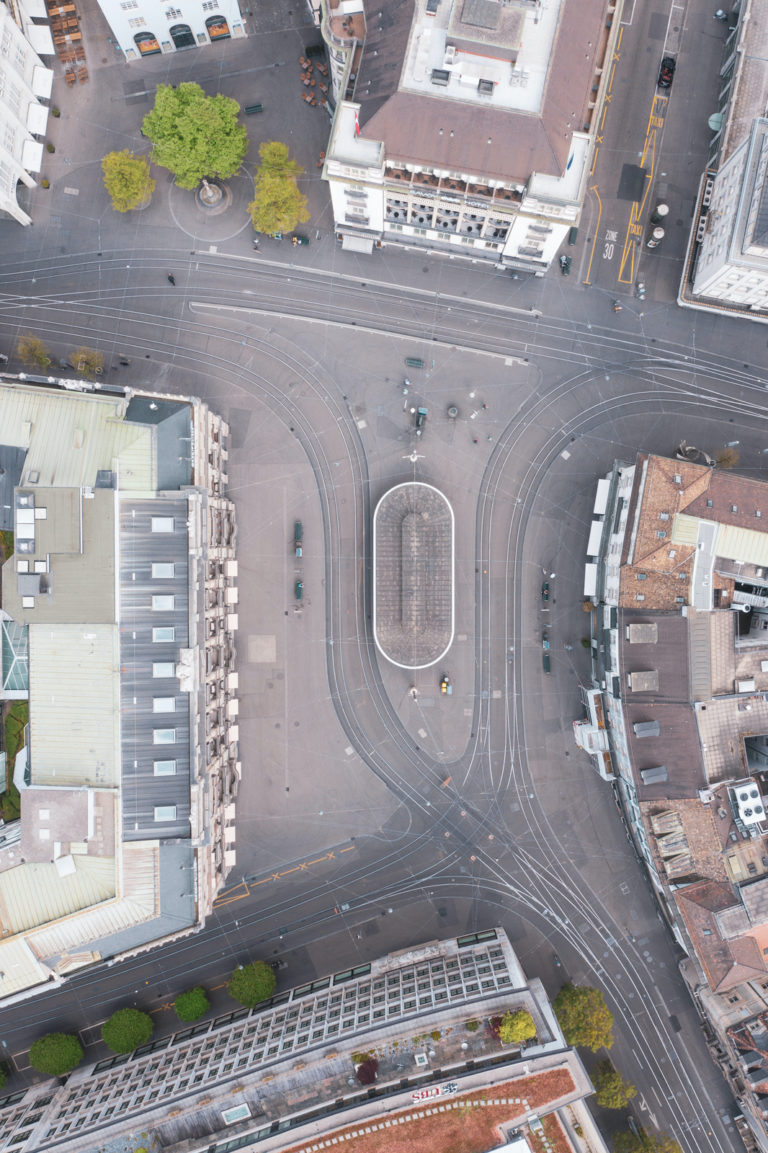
[101, 150, 155, 212]
[593, 1059, 637, 1108]
[715, 445, 739, 469]
[248, 141, 309, 235]
[29, 1033, 83, 1077]
[174, 987, 210, 1022]
[613, 1130, 682, 1153]
[0, 1063, 7, 1088]
[71, 346, 104, 378]
[142, 83, 247, 190]
[498, 1009, 536, 1044]
[101, 1008, 153, 1054]
[17, 333, 51, 369]
[553, 983, 613, 1052]
[227, 960, 276, 1008]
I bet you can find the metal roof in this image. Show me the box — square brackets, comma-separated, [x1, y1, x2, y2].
[0, 384, 154, 492]
[0, 854, 115, 936]
[28, 623, 121, 788]
[119, 497, 192, 841]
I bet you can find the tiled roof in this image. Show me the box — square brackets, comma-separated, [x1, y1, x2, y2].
[677, 879, 766, 992]
[358, 0, 610, 183]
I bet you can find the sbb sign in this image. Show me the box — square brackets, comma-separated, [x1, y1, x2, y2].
[411, 1082, 458, 1104]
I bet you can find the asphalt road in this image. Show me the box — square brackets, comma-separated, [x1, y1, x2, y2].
[0, 2, 764, 1151]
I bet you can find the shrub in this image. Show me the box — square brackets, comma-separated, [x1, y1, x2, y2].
[465, 1020, 480, 1032]
[51, 107, 60, 117]
[498, 1009, 536, 1044]
[227, 961, 276, 1008]
[355, 1057, 379, 1085]
[101, 1008, 153, 1054]
[29, 1033, 83, 1076]
[41, 179, 50, 189]
[46, 142, 55, 154]
[430, 1030, 441, 1041]
[174, 987, 209, 1022]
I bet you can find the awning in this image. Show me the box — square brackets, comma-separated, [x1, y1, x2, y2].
[342, 234, 375, 254]
[21, 139, 43, 173]
[25, 24, 54, 55]
[27, 101, 49, 136]
[32, 65, 54, 99]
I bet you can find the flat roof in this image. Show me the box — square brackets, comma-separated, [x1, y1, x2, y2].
[373, 482, 454, 669]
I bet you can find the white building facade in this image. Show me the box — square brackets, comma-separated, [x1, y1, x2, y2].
[685, 0, 768, 314]
[93, 0, 246, 61]
[0, 0, 54, 226]
[321, 0, 618, 271]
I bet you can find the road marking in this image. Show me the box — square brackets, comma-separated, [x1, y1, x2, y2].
[213, 843, 356, 906]
[583, 186, 602, 285]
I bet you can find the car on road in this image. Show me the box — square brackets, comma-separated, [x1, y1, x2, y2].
[541, 580, 550, 602]
[295, 580, 303, 601]
[294, 520, 303, 558]
[658, 55, 675, 88]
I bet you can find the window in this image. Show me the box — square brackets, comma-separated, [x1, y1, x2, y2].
[153, 661, 175, 678]
[636, 573, 647, 581]
[153, 729, 176, 744]
[152, 595, 175, 611]
[673, 474, 681, 484]
[668, 550, 676, 558]
[120, 0, 138, 7]
[706, 499, 713, 508]
[152, 563, 175, 579]
[635, 594, 645, 602]
[153, 697, 176, 713]
[154, 805, 177, 821]
[202, 0, 218, 8]
[128, 17, 146, 26]
[152, 627, 175, 642]
[656, 530, 666, 539]
[16, 560, 28, 573]
[154, 760, 177, 775]
[731, 505, 738, 513]
[151, 517, 174, 533]
[21, 596, 34, 608]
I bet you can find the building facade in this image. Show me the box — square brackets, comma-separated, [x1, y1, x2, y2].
[574, 452, 768, 1148]
[92, 0, 245, 61]
[320, 0, 620, 270]
[683, 0, 768, 316]
[0, 928, 608, 1153]
[0, 0, 54, 226]
[0, 377, 239, 1002]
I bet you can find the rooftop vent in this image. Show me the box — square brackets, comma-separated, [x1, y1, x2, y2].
[431, 68, 450, 86]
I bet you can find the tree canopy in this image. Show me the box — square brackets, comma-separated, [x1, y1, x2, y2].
[553, 983, 614, 1052]
[141, 83, 248, 190]
[613, 1129, 682, 1153]
[228, 960, 276, 1008]
[101, 1008, 154, 1054]
[498, 1009, 536, 1044]
[29, 1033, 83, 1077]
[174, 987, 210, 1022]
[248, 141, 309, 236]
[592, 1059, 637, 1108]
[16, 333, 51, 369]
[71, 346, 104, 378]
[101, 150, 155, 212]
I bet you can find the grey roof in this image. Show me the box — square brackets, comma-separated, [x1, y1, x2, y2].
[633, 721, 661, 738]
[119, 497, 191, 842]
[640, 766, 668, 785]
[741, 877, 768, 925]
[0, 446, 26, 532]
[373, 482, 454, 668]
[753, 173, 768, 248]
[125, 395, 193, 490]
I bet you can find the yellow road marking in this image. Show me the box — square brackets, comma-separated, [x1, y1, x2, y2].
[583, 185, 602, 285]
[213, 844, 356, 908]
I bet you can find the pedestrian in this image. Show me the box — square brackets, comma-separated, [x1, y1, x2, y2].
[714, 8, 728, 19]
[167, 273, 176, 286]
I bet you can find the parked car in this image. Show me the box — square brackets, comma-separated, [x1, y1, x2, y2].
[294, 520, 303, 558]
[658, 55, 675, 88]
[440, 675, 452, 695]
[292, 234, 310, 246]
[414, 407, 428, 436]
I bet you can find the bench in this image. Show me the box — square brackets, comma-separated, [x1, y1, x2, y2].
[244, 103, 263, 115]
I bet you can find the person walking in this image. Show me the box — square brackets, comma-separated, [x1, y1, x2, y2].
[167, 273, 176, 286]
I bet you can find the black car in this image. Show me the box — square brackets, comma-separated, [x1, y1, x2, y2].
[658, 56, 675, 88]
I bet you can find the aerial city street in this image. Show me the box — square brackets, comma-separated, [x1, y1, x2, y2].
[2, 0, 768, 1152]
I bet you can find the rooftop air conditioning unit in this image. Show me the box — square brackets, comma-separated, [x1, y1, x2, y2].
[444, 44, 456, 65]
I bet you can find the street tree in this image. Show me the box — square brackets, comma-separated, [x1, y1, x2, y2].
[715, 445, 740, 469]
[71, 346, 104, 377]
[141, 83, 247, 190]
[613, 1129, 682, 1153]
[228, 960, 276, 1008]
[498, 1009, 536, 1044]
[29, 1033, 83, 1077]
[101, 150, 155, 212]
[248, 141, 309, 236]
[553, 983, 613, 1052]
[355, 1057, 379, 1085]
[592, 1059, 637, 1108]
[101, 1008, 154, 1053]
[17, 333, 51, 369]
[174, 987, 210, 1022]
